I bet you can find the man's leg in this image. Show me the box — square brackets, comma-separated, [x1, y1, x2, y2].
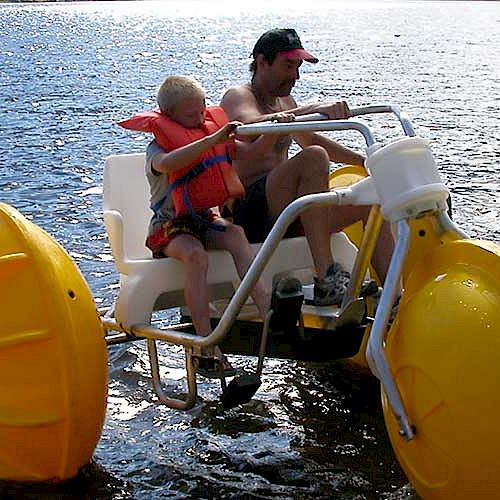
[328, 204, 394, 283]
[265, 145, 334, 279]
[265, 145, 392, 289]
[372, 218, 394, 283]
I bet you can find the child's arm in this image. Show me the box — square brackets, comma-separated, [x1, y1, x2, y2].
[152, 122, 240, 174]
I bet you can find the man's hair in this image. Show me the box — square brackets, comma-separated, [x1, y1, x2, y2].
[249, 38, 279, 75]
[157, 76, 205, 114]
[249, 55, 273, 75]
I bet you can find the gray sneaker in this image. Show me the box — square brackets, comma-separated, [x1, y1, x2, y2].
[313, 262, 378, 306]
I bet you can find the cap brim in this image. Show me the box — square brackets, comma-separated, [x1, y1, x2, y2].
[279, 48, 318, 63]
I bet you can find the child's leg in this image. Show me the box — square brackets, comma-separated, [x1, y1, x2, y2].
[207, 221, 270, 320]
[164, 234, 211, 337]
[161, 228, 235, 375]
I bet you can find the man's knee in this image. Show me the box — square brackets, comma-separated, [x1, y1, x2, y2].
[297, 146, 330, 176]
[300, 145, 329, 165]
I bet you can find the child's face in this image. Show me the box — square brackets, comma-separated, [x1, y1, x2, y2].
[169, 95, 206, 128]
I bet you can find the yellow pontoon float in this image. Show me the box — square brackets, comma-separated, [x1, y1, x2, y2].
[1, 105, 499, 499]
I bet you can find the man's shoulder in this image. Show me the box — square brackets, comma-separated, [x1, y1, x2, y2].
[221, 84, 253, 102]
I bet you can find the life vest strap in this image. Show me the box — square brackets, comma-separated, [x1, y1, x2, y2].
[151, 154, 231, 231]
[170, 154, 230, 190]
[181, 186, 226, 233]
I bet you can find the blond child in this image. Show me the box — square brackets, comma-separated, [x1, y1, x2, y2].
[144, 76, 274, 378]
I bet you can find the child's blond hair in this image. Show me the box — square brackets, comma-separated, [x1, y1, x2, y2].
[157, 76, 205, 114]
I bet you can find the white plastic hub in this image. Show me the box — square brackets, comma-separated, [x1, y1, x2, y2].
[365, 137, 449, 222]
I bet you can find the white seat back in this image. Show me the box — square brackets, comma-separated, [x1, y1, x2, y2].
[103, 153, 152, 263]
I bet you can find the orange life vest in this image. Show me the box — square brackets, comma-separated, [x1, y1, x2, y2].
[118, 106, 245, 217]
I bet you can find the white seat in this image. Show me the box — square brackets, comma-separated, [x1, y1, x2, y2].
[103, 153, 360, 329]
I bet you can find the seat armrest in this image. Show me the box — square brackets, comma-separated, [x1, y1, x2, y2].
[103, 210, 127, 274]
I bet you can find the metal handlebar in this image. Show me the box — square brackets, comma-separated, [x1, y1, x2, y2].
[295, 104, 415, 137]
[350, 104, 415, 137]
[236, 119, 377, 147]
[235, 104, 415, 143]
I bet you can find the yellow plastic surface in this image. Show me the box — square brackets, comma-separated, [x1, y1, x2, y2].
[328, 166, 374, 368]
[0, 203, 107, 482]
[328, 165, 443, 285]
[383, 239, 500, 499]
[328, 170, 459, 368]
[328, 165, 368, 262]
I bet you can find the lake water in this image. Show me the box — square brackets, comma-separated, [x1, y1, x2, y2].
[1, 1, 499, 498]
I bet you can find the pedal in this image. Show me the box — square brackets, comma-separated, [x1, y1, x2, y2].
[269, 276, 304, 332]
[220, 373, 261, 409]
[335, 298, 366, 329]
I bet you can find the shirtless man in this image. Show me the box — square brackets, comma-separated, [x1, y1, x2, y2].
[220, 28, 393, 305]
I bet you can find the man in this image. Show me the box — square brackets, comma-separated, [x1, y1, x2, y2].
[220, 28, 393, 306]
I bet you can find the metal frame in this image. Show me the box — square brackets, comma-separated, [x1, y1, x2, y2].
[103, 105, 462, 428]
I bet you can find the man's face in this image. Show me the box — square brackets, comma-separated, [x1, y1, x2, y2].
[169, 95, 206, 128]
[265, 55, 303, 97]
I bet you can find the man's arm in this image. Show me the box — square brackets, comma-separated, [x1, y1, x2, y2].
[286, 95, 365, 165]
[221, 87, 351, 123]
[221, 86, 363, 164]
[286, 100, 351, 120]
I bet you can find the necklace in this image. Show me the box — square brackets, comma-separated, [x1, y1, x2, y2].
[248, 83, 283, 114]
[247, 83, 291, 150]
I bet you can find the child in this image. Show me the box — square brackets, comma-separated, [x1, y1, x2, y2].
[139, 76, 273, 378]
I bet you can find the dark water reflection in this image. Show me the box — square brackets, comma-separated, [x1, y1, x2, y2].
[1, 361, 412, 499]
[1, 1, 499, 498]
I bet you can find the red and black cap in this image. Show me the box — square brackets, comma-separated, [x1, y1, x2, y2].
[252, 28, 319, 63]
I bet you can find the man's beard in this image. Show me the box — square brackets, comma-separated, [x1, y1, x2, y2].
[275, 80, 295, 96]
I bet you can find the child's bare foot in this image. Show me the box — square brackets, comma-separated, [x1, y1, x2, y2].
[194, 355, 236, 379]
[194, 347, 236, 379]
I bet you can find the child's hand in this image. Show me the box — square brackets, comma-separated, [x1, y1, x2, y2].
[213, 121, 242, 143]
[271, 111, 295, 122]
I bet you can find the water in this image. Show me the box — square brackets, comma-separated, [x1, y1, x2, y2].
[0, 1, 499, 498]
